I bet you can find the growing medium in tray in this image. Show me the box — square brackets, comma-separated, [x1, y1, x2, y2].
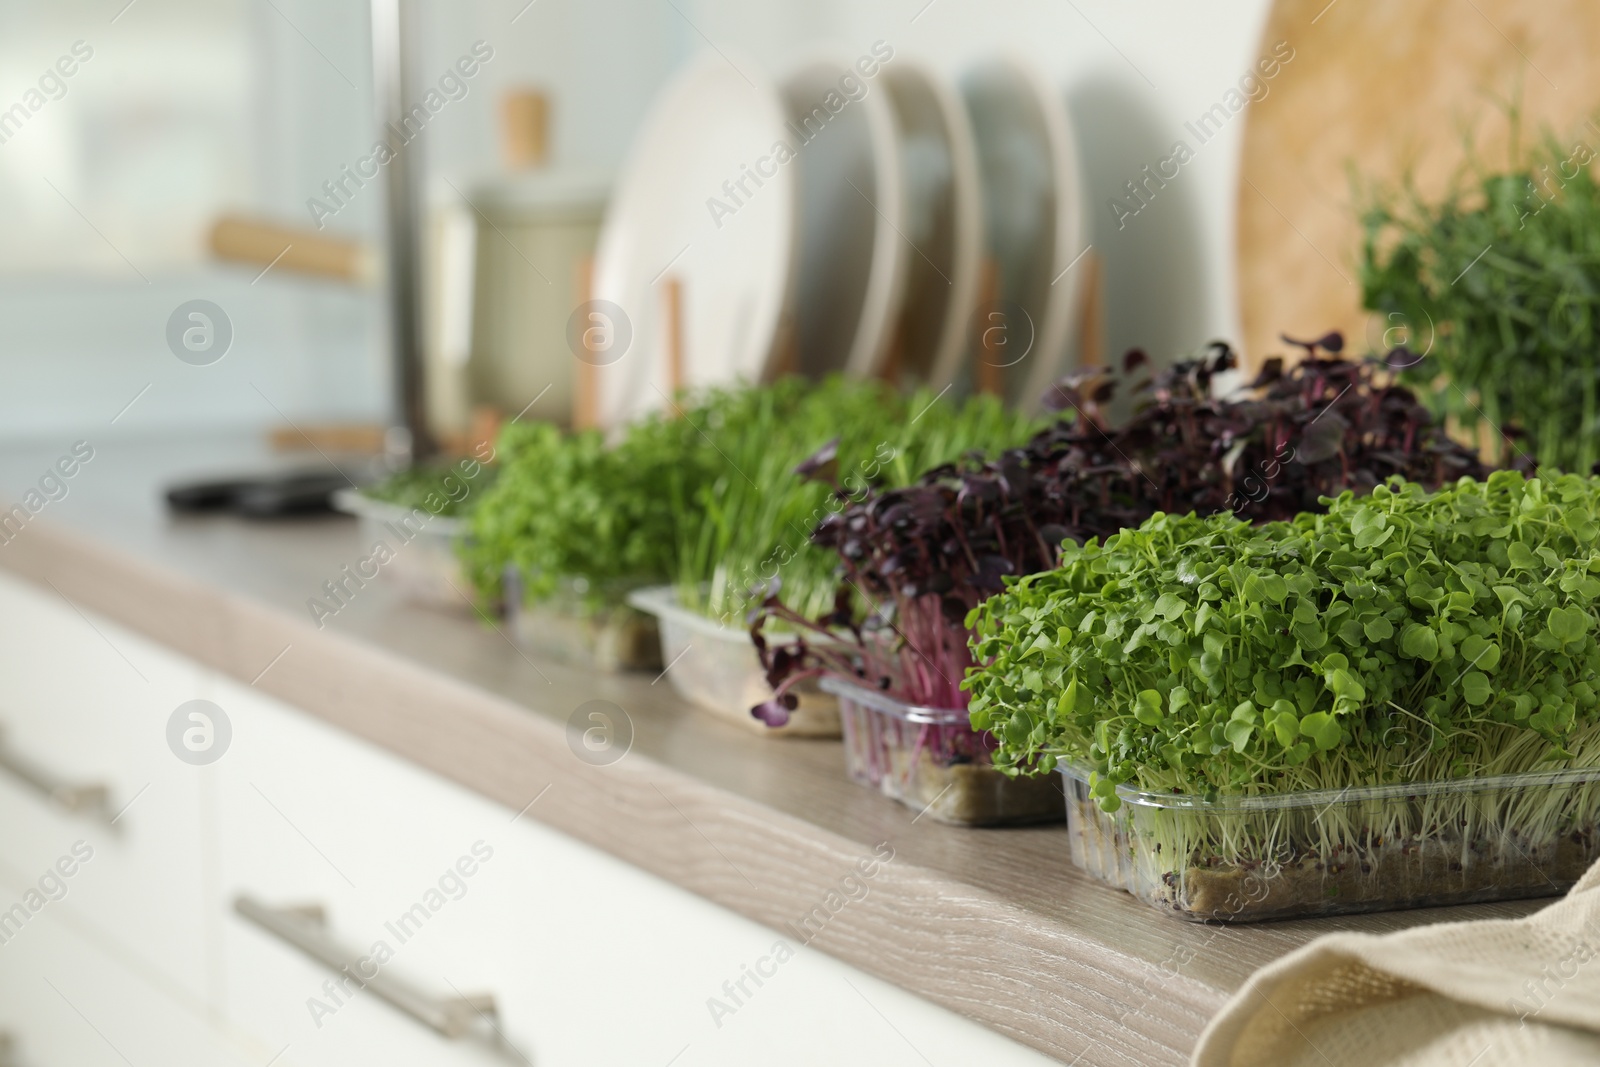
[968, 472, 1600, 918]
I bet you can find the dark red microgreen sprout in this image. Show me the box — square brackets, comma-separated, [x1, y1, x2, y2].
[749, 335, 1490, 726]
[792, 436, 841, 483]
[1281, 330, 1346, 356]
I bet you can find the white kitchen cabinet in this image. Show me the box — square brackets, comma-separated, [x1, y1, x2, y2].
[0, 901, 257, 1067]
[209, 676, 1055, 1067]
[0, 569, 1052, 1066]
[0, 570, 212, 1006]
[212, 671, 521, 1067]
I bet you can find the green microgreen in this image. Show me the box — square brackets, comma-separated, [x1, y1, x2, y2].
[461, 378, 1042, 620]
[363, 457, 497, 518]
[670, 377, 1043, 628]
[1361, 133, 1600, 472]
[461, 410, 711, 614]
[967, 470, 1600, 808]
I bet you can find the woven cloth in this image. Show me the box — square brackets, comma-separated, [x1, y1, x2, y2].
[1193, 858, 1600, 1067]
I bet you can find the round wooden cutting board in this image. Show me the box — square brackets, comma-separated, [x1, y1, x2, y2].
[1236, 0, 1600, 369]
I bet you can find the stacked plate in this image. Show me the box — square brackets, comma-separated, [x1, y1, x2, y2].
[590, 51, 1088, 429]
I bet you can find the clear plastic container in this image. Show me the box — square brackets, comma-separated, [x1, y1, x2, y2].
[822, 677, 1064, 826]
[505, 570, 661, 673]
[331, 488, 470, 611]
[1062, 764, 1600, 922]
[626, 586, 841, 737]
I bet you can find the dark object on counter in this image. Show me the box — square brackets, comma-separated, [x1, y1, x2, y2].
[165, 471, 352, 518]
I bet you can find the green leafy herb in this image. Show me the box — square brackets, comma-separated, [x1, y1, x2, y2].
[363, 457, 497, 518]
[1362, 134, 1600, 472]
[463, 378, 1042, 620]
[461, 410, 716, 613]
[967, 471, 1600, 803]
[754, 339, 1483, 721]
[674, 377, 1043, 627]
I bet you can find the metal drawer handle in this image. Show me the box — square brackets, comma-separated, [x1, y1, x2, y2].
[0, 725, 113, 825]
[234, 896, 499, 1040]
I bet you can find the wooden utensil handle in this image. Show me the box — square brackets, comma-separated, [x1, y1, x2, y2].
[209, 215, 375, 284]
[663, 275, 684, 398]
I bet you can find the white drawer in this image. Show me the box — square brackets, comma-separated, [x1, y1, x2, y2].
[420, 802, 1062, 1066]
[213, 672, 529, 1066]
[221, 904, 507, 1067]
[0, 898, 256, 1067]
[0, 570, 212, 1004]
[211, 675, 1055, 1067]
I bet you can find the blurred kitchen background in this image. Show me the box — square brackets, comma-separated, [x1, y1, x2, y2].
[0, 0, 1267, 444]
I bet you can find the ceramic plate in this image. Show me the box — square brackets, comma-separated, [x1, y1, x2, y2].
[880, 61, 983, 392]
[779, 58, 908, 380]
[591, 54, 796, 430]
[961, 58, 1087, 410]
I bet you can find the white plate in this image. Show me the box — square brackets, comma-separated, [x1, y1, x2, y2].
[961, 58, 1087, 410]
[591, 54, 796, 430]
[780, 58, 908, 380]
[880, 61, 984, 392]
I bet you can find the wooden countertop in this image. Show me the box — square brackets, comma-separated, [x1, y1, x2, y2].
[0, 435, 1538, 1065]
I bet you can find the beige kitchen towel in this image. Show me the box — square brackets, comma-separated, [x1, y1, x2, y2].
[1192, 857, 1600, 1067]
